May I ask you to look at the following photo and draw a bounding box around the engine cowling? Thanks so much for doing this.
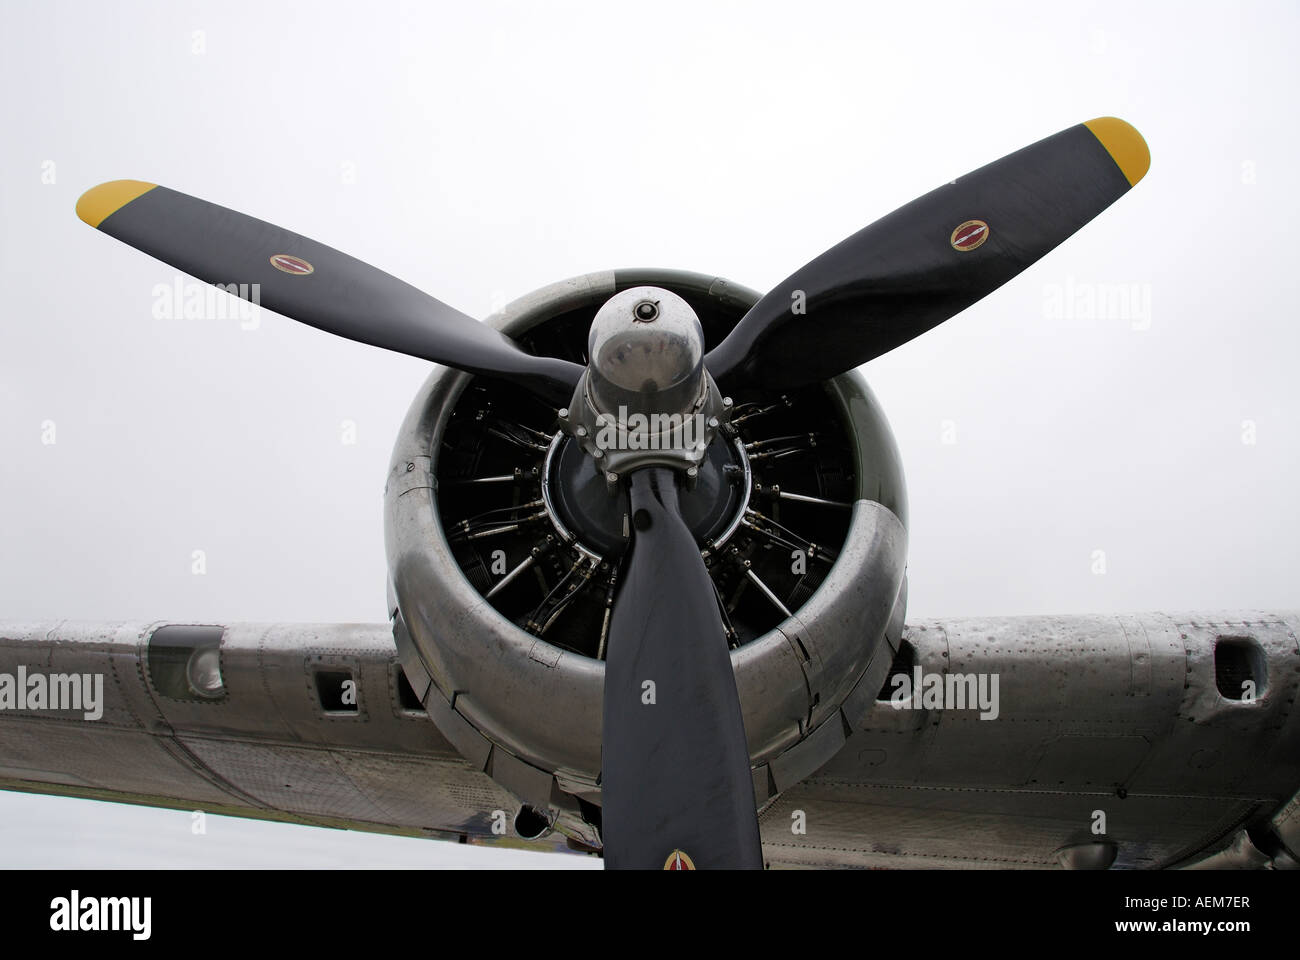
[385,268,908,847]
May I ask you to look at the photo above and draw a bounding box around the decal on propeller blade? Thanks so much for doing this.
[663,850,696,870]
[949,219,989,252]
[269,253,314,275]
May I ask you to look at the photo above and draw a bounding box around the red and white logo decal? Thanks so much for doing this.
[949,219,990,252]
[269,253,314,275]
[663,850,696,870]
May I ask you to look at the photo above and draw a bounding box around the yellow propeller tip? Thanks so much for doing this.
[76,179,157,228]
[1084,117,1150,188]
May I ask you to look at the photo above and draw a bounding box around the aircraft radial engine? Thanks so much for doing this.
[384,269,910,856]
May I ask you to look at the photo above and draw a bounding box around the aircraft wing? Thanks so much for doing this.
[2,613,1297,869]
[0,621,586,856]
[758,611,1300,869]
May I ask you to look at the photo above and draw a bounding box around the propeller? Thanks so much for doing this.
[75,180,583,405]
[600,467,763,870]
[704,117,1150,390]
[76,116,1148,869]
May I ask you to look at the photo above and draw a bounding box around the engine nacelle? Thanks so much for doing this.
[385,269,908,845]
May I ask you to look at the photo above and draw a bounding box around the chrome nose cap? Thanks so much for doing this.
[586,286,706,418]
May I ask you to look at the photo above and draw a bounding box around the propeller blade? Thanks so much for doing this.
[705,117,1150,390]
[76,181,583,404]
[601,467,762,870]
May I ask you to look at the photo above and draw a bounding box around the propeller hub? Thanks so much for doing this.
[561,287,731,480]
[586,287,705,420]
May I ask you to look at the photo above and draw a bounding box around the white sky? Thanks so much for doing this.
[0,0,1296,867]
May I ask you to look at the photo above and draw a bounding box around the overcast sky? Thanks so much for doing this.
[0,0,1296,867]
